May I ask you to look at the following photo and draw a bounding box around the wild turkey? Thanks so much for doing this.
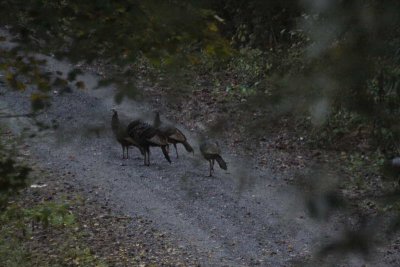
[111,109,144,159]
[153,111,193,158]
[199,140,227,177]
[127,119,171,166]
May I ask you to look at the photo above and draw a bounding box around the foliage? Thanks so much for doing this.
[0,138,30,210]
[0,200,106,267]
[238,0,400,154]
[0,0,221,58]
[1,0,399,130]
[1,0,400,262]
[2,0,398,151]
[0,48,62,111]
[0,0,232,104]
[212,0,303,49]
[1,201,75,232]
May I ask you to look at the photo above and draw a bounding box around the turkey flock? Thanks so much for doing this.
[111,109,227,176]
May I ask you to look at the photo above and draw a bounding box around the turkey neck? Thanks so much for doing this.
[153,112,161,128]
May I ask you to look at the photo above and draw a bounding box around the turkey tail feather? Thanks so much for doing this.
[182,140,194,153]
[216,155,227,170]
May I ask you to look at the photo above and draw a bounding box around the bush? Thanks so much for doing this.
[0,153,30,210]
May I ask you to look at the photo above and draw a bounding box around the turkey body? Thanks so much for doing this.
[127,119,171,166]
[111,109,143,159]
[153,111,193,158]
[199,140,227,177]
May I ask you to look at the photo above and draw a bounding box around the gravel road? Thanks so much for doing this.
[1,46,381,266]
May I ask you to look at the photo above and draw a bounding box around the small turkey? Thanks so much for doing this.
[199,139,227,177]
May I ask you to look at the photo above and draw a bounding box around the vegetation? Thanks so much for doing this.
[0,152,30,210]
[0,126,30,209]
[0,196,110,267]
[1,0,400,264]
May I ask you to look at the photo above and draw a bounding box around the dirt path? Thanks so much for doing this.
[1,42,394,266]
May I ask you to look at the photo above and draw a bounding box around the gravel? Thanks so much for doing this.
[1,46,397,266]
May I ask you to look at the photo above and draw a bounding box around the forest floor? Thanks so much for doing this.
[0,132,199,266]
[1,35,400,266]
